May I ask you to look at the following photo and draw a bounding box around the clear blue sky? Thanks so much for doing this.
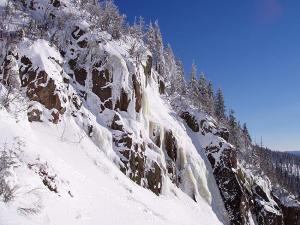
[115,0,300,151]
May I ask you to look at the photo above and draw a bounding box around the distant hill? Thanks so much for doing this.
[288,151,300,156]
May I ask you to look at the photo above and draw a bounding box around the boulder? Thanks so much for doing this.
[27,109,42,122]
[180,112,200,132]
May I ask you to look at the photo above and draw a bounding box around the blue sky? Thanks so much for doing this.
[115,0,300,151]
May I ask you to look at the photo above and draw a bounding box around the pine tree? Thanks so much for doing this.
[242,123,252,143]
[198,72,209,112]
[130,16,145,40]
[190,62,197,82]
[188,62,200,107]
[228,109,242,148]
[154,21,165,76]
[175,59,186,94]
[164,44,176,82]
[146,21,165,76]
[214,88,226,121]
[100,0,125,39]
[207,81,215,115]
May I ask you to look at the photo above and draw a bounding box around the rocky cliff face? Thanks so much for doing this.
[0,1,228,224]
[0,1,299,225]
[179,109,300,225]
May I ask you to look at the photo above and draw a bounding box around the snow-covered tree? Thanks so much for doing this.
[84,0,103,30]
[146,21,165,76]
[190,62,197,82]
[242,123,252,144]
[129,16,145,40]
[175,59,186,94]
[100,0,125,39]
[187,62,200,107]
[207,81,215,115]
[198,72,210,112]
[214,88,226,121]
[164,44,176,91]
[228,110,242,149]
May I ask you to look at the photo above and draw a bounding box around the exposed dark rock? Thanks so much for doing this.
[159,80,165,94]
[77,39,88,48]
[68,59,77,70]
[27,72,65,115]
[145,162,162,195]
[254,185,270,203]
[166,160,178,185]
[164,130,177,161]
[110,114,123,131]
[71,26,85,40]
[128,149,145,185]
[36,70,48,85]
[143,55,152,84]
[200,119,213,135]
[51,111,60,124]
[132,74,142,113]
[144,55,152,76]
[27,109,42,122]
[74,68,87,86]
[281,205,300,225]
[115,89,130,112]
[72,94,82,110]
[162,130,179,184]
[21,56,32,66]
[180,112,199,132]
[205,143,249,225]
[63,77,69,84]
[29,0,36,10]
[104,99,113,109]
[117,134,133,149]
[215,127,230,142]
[50,0,60,7]
[119,142,145,185]
[88,125,93,137]
[92,69,112,109]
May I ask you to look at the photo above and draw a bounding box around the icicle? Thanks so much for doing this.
[160,125,164,150]
[142,87,150,131]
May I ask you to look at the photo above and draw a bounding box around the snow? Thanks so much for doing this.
[141,81,213,202]
[19,39,63,82]
[0,0,7,7]
[187,128,229,224]
[0,109,223,225]
[272,187,300,208]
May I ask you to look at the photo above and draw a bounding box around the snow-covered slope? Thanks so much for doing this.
[0,108,223,225]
